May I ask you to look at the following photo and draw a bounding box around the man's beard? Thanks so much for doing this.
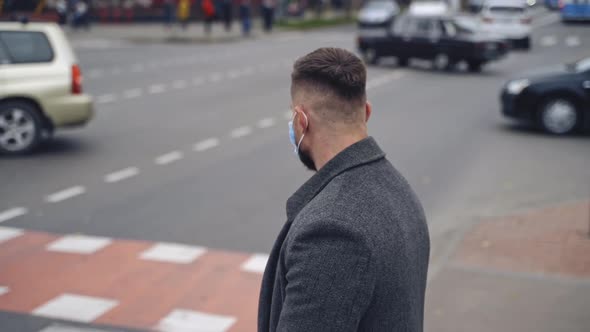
[298,148,317,171]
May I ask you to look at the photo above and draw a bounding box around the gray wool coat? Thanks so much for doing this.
[258,137,430,332]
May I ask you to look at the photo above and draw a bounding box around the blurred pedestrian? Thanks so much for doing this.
[239,0,251,36]
[221,0,233,32]
[163,0,175,28]
[178,0,191,30]
[258,48,430,331]
[202,0,216,35]
[56,0,68,25]
[73,0,90,30]
[261,0,275,32]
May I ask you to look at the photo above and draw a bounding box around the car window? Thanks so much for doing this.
[574,57,590,73]
[441,20,457,37]
[406,18,434,37]
[488,6,525,15]
[0,31,54,64]
[0,42,10,64]
[391,15,409,35]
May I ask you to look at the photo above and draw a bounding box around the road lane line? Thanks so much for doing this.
[257,117,276,129]
[46,186,86,203]
[565,36,580,47]
[0,227,24,243]
[0,207,27,223]
[241,254,269,273]
[123,88,143,99]
[104,167,139,183]
[193,77,205,85]
[155,151,184,165]
[96,94,116,104]
[172,80,188,89]
[131,64,144,72]
[209,73,223,83]
[228,70,240,79]
[230,126,252,139]
[193,138,220,152]
[149,84,166,94]
[157,309,236,332]
[110,68,122,75]
[540,35,557,47]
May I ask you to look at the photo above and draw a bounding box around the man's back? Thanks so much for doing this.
[259,138,430,331]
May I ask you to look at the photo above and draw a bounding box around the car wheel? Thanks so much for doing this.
[433,53,452,71]
[363,48,379,65]
[467,61,482,72]
[0,101,43,155]
[397,57,409,67]
[538,97,580,135]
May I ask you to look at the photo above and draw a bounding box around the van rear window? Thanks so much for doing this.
[0,31,54,64]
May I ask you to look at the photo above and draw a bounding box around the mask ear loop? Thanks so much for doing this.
[296,112,308,153]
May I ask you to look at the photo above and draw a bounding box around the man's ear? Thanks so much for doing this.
[365,102,372,123]
[295,106,309,129]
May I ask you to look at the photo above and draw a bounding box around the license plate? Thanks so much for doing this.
[358,29,388,38]
[486,43,498,50]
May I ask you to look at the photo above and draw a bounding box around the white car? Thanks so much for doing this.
[0,20,93,155]
[479,0,532,49]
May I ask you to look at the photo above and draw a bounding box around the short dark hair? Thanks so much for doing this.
[291,48,366,117]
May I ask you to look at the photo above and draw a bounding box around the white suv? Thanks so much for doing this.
[0,21,93,155]
[479,0,532,49]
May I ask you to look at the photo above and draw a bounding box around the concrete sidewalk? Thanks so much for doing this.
[426,200,590,332]
[65,20,275,44]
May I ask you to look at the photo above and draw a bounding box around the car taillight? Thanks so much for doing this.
[72,64,82,94]
[482,16,494,23]
[521,17,532,24]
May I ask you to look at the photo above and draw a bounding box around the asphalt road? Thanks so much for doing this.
[1,8,589,331]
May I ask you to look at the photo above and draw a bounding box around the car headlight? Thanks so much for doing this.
[506,79,529,95]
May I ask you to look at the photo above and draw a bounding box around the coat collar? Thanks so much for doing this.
[286,136,386,221]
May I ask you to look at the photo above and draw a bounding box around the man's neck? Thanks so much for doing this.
[312,133,368,171]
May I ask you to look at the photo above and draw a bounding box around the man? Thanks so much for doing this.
[258,48,430,331]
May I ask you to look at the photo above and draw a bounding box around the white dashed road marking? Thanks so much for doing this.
[155,151,184,165]
[104,167,139,183]
[0,226,24,244]
[47,235,113,254]
[149,84,166,94]
[140,243,207,264]
[123,88,143,99]
[0,286,8,296]
[172,80,188,89]
[540,35,557,47]
[157,309,236,332]
[565,36,580,47]
[193,138,220,152]
[0,207,27,223]
[46,186,86,203]
[193,77,205,85]
[230,126,252,139]
[209,72,223,82]
[96,94,116,104]
[257,117,276,129]
[241,254,269,273]
[33,293,118,323]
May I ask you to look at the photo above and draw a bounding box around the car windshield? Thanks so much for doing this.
[364,1,394,10]
[573,57,590,72]
[489,6,525,15]
[443,19,474,36]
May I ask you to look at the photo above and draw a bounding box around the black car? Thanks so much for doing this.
[501,57,590,135]
[357,13,510,72]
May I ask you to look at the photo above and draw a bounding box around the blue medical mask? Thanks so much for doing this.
[288,112,307,154]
